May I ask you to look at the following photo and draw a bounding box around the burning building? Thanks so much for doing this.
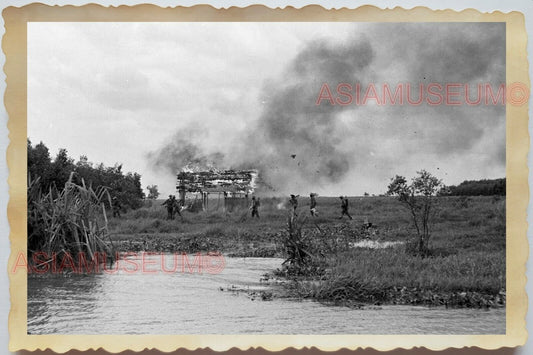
[176,169,258,212]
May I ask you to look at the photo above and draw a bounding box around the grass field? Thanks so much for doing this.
[108,195,506,308]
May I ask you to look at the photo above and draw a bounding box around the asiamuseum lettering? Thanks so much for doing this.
[315,82,508,106]
[12,251,225,275]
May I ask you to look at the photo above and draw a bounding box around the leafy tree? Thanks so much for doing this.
[146,185,160,200]
[50,148,75,188]
[387,170,444,254]
[28,139,52,187]
[27,140,145,210]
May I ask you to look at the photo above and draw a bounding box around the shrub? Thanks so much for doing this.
[387,170,444,254]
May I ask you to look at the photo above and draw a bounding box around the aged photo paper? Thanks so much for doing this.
[4,3,529,352]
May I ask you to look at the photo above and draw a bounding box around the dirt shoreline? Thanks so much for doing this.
[27,231,505,310]
[268,277,506,309]
[107,233,505,310]
[110,232,283,257]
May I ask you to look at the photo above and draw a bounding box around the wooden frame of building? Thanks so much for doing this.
[176,169,258,212]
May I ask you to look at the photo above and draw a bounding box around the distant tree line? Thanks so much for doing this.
[28,139,145,210]
[441,178,506,196]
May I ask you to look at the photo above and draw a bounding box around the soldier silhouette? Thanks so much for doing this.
[162,195,175,219]
[289,194,299,217]
[339,196,353,220]
[251,196,260,218]
[309,193,318,216]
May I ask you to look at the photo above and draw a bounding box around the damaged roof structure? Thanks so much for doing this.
[176,169,259,212]
[177,169,258,194]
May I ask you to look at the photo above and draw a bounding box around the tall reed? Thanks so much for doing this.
[28,172,115,267]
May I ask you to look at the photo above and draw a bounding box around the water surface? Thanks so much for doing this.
[28,254,505,334]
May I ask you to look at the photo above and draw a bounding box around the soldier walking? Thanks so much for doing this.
[162,195,175,220]
[339,196,353,220]
[251,196,260,218]
[289,194,299,217]
[172,195,183,220]
[309,193,318,216]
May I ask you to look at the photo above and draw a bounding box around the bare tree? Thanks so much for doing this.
[387,170,444,254]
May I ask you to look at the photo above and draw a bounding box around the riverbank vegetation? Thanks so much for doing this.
[27,139,147,268]
[102,192,505,308]
[28,139,144,210]
[271,187,505,308]
[27,173,115,268]
[26,144,505,308]
[277,235,505,308]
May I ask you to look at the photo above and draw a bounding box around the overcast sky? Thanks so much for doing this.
[28,22,505,196]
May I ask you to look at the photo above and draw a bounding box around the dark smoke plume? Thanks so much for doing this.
[147,23,505,194]
[148,35,375,193]
[241,37,374,191]
[146,130,224,174]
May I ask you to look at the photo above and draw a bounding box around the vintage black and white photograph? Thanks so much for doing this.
[24,21,507,335]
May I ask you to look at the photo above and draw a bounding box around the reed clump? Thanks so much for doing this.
[283,214,313,267]
[28,173,115,269]
[274,203,505,308]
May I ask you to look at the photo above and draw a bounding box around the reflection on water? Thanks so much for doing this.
[28,254,505,334]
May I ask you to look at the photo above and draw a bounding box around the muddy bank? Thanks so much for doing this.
[109,232,505,309]
[110,232,283,258]
[107,217,505,311]
[264,272,506,309]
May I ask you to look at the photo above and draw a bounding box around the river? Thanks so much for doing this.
[27,254,505,334]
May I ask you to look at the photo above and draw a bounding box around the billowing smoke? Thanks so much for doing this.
[148,36,374,193]
[146,129,224,174]
[238,37,374,191]
[147,23,505,194]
